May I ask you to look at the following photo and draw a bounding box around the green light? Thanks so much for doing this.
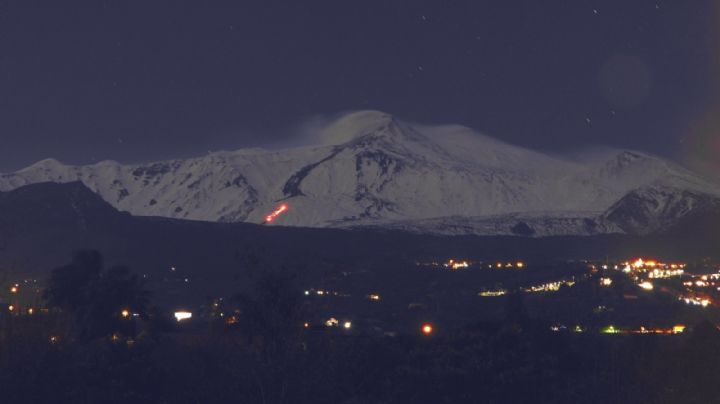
[602,325,618,334]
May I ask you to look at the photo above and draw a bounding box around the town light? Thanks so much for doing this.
[602,325,619,334]
[174,311,192,321]
[421,323,433,335]
[638,281,654,291]
[121,309,130,318]
[10,286,18,294]
[343,321,352,329]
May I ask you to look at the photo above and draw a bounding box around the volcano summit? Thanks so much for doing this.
[2,111,718,236]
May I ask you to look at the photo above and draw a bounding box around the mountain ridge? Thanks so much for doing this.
[2,111,718,235]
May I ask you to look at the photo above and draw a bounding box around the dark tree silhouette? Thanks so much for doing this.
[44,250,102,309]
[229,267,309,404]
[44,250,149,340]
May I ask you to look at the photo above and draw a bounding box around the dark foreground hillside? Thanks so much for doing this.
[3,281,720,404]
[1,183,720,403]
[1,182,718,279]
[2,247,720,404]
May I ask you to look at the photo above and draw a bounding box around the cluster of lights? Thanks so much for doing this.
[478,289,507,297]
[443,259,469,270]
[680,296,711,307]
[615,258,687,293]
[600,325,686,335]
[479,278,575,297]
[490,262,525,269]
[550,325,584,333]
[417,260,525,270]
[323,317,352,329]
[5,304,37,315]
[636,325,686,334]
[613,258,720,309]
[685,274,720,290]
[367,294,381,301]
[303,289,348,297]
[524,279,575,293]
[600,278,613,287]
[622,258,686,278]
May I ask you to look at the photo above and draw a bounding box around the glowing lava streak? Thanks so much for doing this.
[265,204,288,223]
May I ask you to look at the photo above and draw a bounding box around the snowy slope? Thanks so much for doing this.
[2,110,719,235]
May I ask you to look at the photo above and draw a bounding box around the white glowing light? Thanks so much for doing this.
[174,311,192,322]
[638,281,654,291]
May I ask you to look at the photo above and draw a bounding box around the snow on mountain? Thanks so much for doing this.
[601,185,720,235]
[2,110,719,235]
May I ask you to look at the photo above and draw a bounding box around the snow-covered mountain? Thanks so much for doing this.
[2,110,719,236]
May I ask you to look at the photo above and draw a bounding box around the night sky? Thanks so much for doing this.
[1,1,718,174]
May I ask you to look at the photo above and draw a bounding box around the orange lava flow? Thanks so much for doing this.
[265,204,288,223]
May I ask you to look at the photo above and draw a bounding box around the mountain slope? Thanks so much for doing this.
[1,110,719,235]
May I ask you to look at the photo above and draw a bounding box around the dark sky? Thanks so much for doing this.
[1,1,719,173]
